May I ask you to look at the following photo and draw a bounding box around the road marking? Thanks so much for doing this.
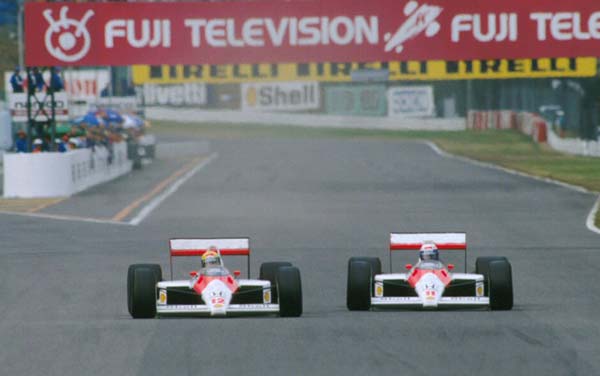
[586,196,600,235]
[128,152,218,226]
[0,210,132,226]
[28,197,67,213]
[424,141,600,235]
[112,156,205,221]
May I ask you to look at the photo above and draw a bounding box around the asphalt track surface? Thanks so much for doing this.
[1,135,599,375]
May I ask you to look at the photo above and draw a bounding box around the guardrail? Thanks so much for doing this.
[3,142,132,198]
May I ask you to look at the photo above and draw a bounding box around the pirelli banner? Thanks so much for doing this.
[132,58,596,85]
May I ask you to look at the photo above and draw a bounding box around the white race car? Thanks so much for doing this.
[128,238,302,318]
[347,233,513,311]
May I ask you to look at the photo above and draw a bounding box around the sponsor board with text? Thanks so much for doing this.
[8,92,70,122]
[140,83,207,106]
[241,82,319,111]
[387,86,435,118]
[325,85,387,116]
[25,1,600,66]
[132,58,596,84]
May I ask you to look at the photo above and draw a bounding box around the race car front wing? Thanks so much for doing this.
[157,303,280,316]
[371,296,489,308]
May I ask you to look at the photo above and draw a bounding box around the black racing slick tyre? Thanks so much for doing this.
[276,266,303,317]
[346,260,372,311]
[475,256,508,296]
[260,262,293,304]
[348,257,381,283]
[489,260,514,311]
[128,264,161,318]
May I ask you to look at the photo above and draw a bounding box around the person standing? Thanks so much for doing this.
[32,67,45,92]
[49,67,64,92]
[10,67,24,93]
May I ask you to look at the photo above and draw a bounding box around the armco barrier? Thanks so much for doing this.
[3,142,132,198]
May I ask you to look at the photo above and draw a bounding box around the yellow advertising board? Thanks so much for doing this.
[132,58,597,85]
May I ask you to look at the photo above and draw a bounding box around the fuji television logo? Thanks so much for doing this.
[43,6,94,63]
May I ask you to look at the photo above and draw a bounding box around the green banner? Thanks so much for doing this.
[325,84,386,116]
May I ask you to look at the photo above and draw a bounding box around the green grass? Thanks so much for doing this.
[152,121,600,227]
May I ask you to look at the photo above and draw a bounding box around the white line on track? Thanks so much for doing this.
[424,141,600,235]
[586,196,600,235]
[128,152,218,226]
[0,210,133,226]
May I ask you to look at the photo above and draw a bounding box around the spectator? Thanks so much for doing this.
[33,67,45,92]
[49,67,64,92]
[55,138,67,152]
[15,130,27,152]
[32,139,43,153]
[100,83,110,97]
[10,67,24,93]
[68,138,80,150]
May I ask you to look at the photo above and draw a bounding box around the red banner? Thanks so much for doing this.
[25,1,600,66]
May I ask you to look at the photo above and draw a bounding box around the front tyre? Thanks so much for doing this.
[476,256,508,296]
[346,260,372,311]
[489,260,513,311]
[276,266,302,317]
[127,264,161,318]
[260,262,293,304]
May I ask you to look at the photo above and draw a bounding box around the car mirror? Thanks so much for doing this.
[234,270,241,277]
[189,271,198,278]
[404,264,413,270]
[447,264,455,271]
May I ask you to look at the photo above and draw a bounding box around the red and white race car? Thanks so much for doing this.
[127,238,302,318]
[346,233,513,311]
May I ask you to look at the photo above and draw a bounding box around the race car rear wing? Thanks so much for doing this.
[169,238,251,279]
[389,233,467,272]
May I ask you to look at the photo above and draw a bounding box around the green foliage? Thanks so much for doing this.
[0,25,20,97]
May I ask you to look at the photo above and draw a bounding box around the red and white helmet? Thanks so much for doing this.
[419,242,439,261]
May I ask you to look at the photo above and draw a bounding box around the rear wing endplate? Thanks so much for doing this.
[169,238,251,279]
[389,233,467,272]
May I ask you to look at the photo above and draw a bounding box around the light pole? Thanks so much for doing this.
[17,0,24,69]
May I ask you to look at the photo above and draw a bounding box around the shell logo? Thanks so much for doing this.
[245,87,257,107]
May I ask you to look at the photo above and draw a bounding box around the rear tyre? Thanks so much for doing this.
[475,256,508,296]
[260,262,293,304]
[276,266,302,317]
[128,264,161,318]
[346,261,372,311]
[489,260,514,311]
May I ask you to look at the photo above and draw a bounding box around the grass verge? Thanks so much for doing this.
[152,121,600,228]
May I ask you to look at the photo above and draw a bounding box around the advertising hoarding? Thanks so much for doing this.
[241,82,320,111]
[388,86,435,118]
[25,1,600,66]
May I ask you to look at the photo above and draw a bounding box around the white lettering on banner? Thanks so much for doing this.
[530,12,600,41]
[106,19,171,48]
[142,83,207,106]
[184,16,378,48]
[451,13,518,42]
[241,82,320,112]
[387,86,434,118]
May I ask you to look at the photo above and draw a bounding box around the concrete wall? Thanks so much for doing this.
[146,107,466,131]
[3,142,132,198]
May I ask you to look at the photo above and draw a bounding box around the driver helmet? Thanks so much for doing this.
[419,242,439,261]
[201,247,221,268]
